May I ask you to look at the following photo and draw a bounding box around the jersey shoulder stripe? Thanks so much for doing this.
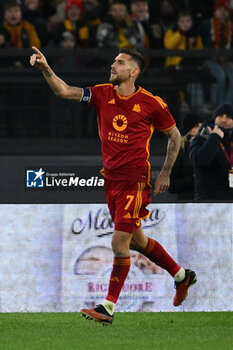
[140,89,167,109]
[140,88,154,97]
[94,83,113,88]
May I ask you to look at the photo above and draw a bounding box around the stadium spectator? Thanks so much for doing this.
[169,113,202,200]
[189,103,233,200]
[130,0,149,22]
[56,31,76,63]
[82,0,101,41]
[49,0,90,48]
[46,1,68,33]
[151,0,179,37]
[199,0,233,108]
[164,11,205,113]
[1,0,41,49]
[176,0,215,20]
[149,0,179,66]
[38,0,59,21]
[130,0,163,48]
[22,0,50,47]
[30,46,197,325]
[0,0,41,69]
[96,1,145,49]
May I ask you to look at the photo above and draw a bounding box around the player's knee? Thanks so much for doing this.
[129,239,139,251]
[112,245,126,256]
[111,237,124,256]
[130,233,148,252]
[111,232,131,256]
[130,238,143,252]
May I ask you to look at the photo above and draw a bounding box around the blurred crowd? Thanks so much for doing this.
[1,0,233,110]
[0,0,231,51]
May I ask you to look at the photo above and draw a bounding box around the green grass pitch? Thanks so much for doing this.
[0,312,232,350]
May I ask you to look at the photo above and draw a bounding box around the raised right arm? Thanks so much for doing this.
[30,46,83,101]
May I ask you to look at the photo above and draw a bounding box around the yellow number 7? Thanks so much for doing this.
[124,195,134,210]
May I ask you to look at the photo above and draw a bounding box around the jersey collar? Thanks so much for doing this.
[113,86,142,100]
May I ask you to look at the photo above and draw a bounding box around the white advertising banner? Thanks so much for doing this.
[0,204,232,312]
[0,205,63,312]
[60,204,178,312]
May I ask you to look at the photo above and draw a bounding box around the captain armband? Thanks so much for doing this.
[80,87,92,103]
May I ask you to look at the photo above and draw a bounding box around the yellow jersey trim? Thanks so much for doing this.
[146,124,154,185]
[140,211,151,220]
[94,83,113,88]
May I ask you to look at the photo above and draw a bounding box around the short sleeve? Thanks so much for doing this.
[151,96,176,131]
[88,86,97,105]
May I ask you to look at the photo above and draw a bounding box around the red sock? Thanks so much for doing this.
[143,237,180,277]
[106,256,131,303]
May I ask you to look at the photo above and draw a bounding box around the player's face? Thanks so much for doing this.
[215,114,233,129]
[109,53,138,85]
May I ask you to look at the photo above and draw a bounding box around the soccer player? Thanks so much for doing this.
[30,46,197,325]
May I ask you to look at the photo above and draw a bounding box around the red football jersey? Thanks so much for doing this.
[88,84,176,183]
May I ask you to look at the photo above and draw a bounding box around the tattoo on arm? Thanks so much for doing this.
[42,65,82,100]
[70,86,80,99]
[162,127,181,175]
[44,69,52,78]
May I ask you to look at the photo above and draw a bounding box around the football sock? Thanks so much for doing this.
[174,267,185,282]
[102,300,115,316]
[106,256,131,305]
[143,237,181,277]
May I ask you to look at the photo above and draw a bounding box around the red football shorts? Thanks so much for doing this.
[105,179,151,234]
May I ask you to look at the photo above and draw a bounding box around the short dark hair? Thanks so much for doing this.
[110,1,127,7]
[131,0,149,4]
[4,0,20,12]
[177,10,192,20]
[119,48,145,75]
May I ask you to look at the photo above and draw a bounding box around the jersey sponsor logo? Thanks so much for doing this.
[123,213,131,219]
[108,99,115,104]
[132,104,141,112]
[108,131,128,144]
[112,114,128,132]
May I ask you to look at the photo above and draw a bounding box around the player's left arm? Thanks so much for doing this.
[154,126,181,196]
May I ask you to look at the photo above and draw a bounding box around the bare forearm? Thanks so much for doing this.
[42,64,66,96]
[161,126,181,175]
[30,46,83,101]
[41,64,82,101]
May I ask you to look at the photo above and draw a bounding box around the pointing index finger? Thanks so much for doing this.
[32,46,42,55]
